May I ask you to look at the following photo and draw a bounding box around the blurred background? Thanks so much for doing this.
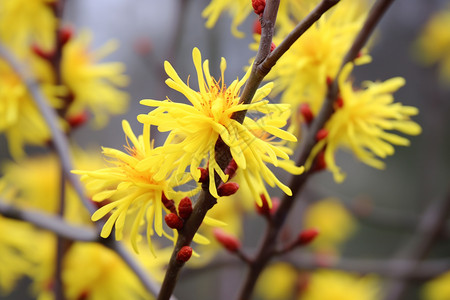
[1,0,449,299]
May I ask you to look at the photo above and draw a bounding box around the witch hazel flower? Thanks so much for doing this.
[307,63,422,182]
[73,120,193,253]
[137,47,303,206]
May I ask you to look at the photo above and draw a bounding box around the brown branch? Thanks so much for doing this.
[236,1,396,299]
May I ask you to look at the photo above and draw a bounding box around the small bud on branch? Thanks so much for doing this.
[252,0,266,15]
[176,246,192,262]
[165,213,184,230]
[213,228,241,252]
[217,182,239,197]
[178,197,193,220]
[298,228,319,245]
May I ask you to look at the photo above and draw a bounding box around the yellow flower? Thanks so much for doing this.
[299,270,379,300]
[252,0,370,134]
[61,30,129,127]
[0,56,63,159]
[62,243,154,300]
[303,198,356,254]
[422,271,450,300]
[414,7,450,83]
[202,0,251,38]
[137,47,303,205]
[0,0,56,55]
[28,234,167,300]
[202,0,322,38]
[0,216,35,295]
[73,120,183,253]
[256,263,298,300]
[307,63,422,182]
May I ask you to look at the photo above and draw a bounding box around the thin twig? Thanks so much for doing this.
[0,199,97,241]
[237,1,396,298]
[0,43,97,216]
[181,253,450,281]
[54,167,67,300]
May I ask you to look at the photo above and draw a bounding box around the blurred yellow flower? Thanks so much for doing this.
[252,0,369,135]
[422,271,450,300]
[0,0,56,55]
[0,150,106,225]
[29,234,167,300]
[202,0,251,38]
[414,7,450,83]
[307,63,422,182]
[0,216,35,295]
[62,243,154,300]
[61,30,129,127]
[303,198,356,254]
[138,47,303,204]
[256,263,298,300]
[0,57,63,159]
[299,270,379,300]
[202,0,323,38]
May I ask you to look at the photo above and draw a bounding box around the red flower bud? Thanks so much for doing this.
[224,159,238,179]
[213,228,241,252]
[59,26,73,45]
[176,246,192,262]
[256,195,280,217]
[326,76,333,86]
[313,150,326,171]
[198,167,209,183]
[217,182,239,197]
[316,129,328,141]
[335,96,344,108]
[252,0,266,15]
[256,194,271,216]
[67,111,88,129]
[31,44,54,60]
[299,103,314,125]
[133,36,153,56]
[298,228,319,245]
[162,193,177,214]
[270,42,276,52]
[253,18,262,35]
[164,213,184,230]
[178,197,192,220]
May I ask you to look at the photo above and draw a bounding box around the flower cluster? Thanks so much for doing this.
[306,63,422,182]
[75,47,303,250]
